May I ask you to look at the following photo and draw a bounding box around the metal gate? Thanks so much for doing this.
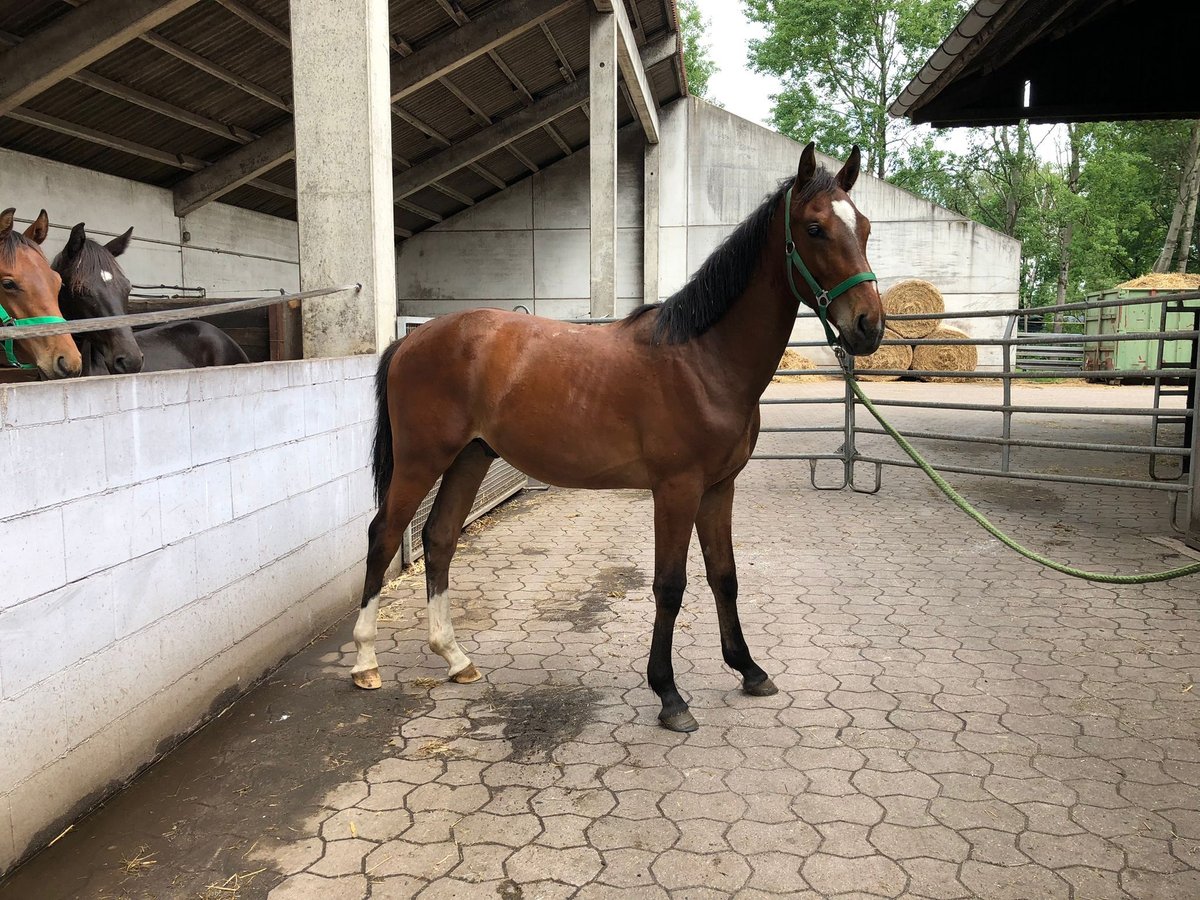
[754,291,1200,549]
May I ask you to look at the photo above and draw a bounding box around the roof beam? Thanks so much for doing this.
[184,0,574,214]
[393,78,589,200]
[609,0,659,142]
[173,122,295,216]
[0,0,201,116]
[214,0,290,48]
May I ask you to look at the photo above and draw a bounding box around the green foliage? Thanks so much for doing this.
[678,0,718,102]
[744,0,964,177]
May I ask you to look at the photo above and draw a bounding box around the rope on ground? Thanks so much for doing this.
[1,284,360,340]
[841,372,1200,584]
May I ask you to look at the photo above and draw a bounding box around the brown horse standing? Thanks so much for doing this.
[0,209,82,378]
[358,144,884,731]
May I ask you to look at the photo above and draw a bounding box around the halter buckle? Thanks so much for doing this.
[784,240,795,256]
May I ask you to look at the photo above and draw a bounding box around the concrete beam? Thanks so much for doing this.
[589,11,617,318]
[610,0,659,142]
[173,123,295,217]
[291,0,396,356]
[392,79,588,200]
[0,0,201,116]
[643,139,660,305]
[184,0,574,215]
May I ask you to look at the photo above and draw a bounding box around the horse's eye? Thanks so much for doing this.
[1,278,17,291]
[807,224,822,237]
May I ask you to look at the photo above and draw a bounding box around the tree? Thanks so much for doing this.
[1154,120,1200,272]
[743,0,964,178]
[678,0,718,102]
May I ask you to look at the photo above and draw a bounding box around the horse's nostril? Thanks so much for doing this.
[856,313,870,335]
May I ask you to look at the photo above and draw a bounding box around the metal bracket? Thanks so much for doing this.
[850,458,883,494]
[809,458,849,491]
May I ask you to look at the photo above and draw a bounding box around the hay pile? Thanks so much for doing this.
[853,334,913,382]
[773,348,831,383]
[912,326,977,381]
[881,279,943,338]
[1117,273,1200,289]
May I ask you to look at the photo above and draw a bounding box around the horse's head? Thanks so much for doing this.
[54,223,143,374]
[0,208,82,378]
[785,143,885,356]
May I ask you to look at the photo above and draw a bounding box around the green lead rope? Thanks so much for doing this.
[840,370,1200,584]
[0,304,67,369]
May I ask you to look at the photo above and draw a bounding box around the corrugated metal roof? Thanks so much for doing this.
[0,0,684,235]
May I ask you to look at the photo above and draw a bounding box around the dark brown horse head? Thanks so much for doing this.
[0,208,82,378]
[54,223,143,374]
[788,143,885,355]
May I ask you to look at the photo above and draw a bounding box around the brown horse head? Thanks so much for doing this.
[788,143,885,356]
[0,208,81,378]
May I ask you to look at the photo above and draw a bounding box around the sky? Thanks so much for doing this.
[686,0,1069,165]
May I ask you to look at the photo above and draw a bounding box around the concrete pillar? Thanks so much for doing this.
[589,10,617,318]
[643,139,660,305]
[290,0,396,357]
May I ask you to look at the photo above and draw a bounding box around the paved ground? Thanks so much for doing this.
[3,383,1200,899]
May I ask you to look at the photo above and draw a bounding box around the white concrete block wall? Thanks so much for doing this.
[0,357,376,874]
[396,98,1019,369]
[0,147,299,297]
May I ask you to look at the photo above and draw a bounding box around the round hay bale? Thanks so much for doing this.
[882,279,944,339]
[853,332,913,382]
[911,326,977,382]
[773,348,832,383]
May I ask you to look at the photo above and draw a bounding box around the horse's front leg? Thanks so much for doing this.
[696,474,776,697]
[648,479,704,732]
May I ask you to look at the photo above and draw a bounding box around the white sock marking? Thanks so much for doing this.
[352,594,380,674]
[831,199,858,235]
[428,590,472,676]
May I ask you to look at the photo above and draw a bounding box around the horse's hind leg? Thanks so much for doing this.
[696,475,776,697]
[353,464,442,689]
[422,440,493,683]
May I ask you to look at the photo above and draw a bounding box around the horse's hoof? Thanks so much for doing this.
[450,664,482,684]
[353,668,382,690]
[659,709,699,732]
[744,676,778,697]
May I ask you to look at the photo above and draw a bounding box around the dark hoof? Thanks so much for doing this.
[743,676,778,697]
[658,709,699,732]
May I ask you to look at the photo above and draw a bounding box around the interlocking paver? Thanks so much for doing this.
[6,383,1200,900]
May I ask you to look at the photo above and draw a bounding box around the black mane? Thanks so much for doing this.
[626,167,838,344]
[54,238,131,300]
[0,229,39,265]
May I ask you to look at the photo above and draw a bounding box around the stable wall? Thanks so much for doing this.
[0,358,375,874]
[0,147,299,297]
[397,98,1020,368]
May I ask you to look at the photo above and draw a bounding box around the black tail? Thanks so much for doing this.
[371,339,404,506]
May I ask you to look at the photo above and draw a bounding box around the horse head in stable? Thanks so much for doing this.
[785,142,885,356]
[0,208,82,379]
[53,222,144,375]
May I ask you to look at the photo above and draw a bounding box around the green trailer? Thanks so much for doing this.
[1084,287,1200,376]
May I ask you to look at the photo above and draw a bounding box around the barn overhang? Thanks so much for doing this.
[890,0,1200,128]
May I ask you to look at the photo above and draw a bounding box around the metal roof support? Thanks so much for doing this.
[0,0,202,117]
[289,0,396,356]
[611,0,659,143]
[589,9,618,318]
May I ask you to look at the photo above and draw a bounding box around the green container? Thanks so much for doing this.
[1084,287,1200,374]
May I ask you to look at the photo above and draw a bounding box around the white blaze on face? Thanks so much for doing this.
[831,199,858,237]
[100,270,114,283]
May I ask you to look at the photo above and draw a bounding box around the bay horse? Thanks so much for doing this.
[0,208,82,378]
[359,144,884,732]
[54,222,249,374]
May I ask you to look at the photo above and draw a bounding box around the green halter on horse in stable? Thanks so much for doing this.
[0,208,82,378]
[360,143,883,732]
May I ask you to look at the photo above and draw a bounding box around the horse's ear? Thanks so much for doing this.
[837,146,861,193]
[65,222,87,258]
[23,209,50,244]
[106,227,134,257]
[795,142,817,189]
[0,208,14,236]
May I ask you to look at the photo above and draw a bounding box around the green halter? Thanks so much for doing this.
[0,302,67,369]
[784,186,878,351]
